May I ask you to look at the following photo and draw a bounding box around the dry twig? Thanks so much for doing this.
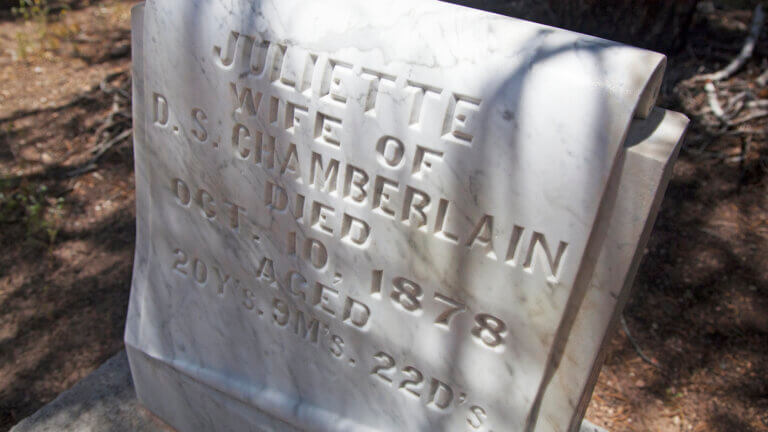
[704,81,728,122]
[758,68,768,87]
[695,4,765,82]
[66,71,133,178]
[621,315,665,372]
[729,109,768,125]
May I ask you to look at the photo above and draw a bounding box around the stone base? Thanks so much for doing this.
[11,350,608,432]
[10,351,172,432]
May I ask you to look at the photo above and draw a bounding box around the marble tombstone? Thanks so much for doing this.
[125,1,688,431]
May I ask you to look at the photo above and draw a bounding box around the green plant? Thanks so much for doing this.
[12,0,50,22]
[0,180,65,245]
[11,0,78,60]
[13,0,50,60]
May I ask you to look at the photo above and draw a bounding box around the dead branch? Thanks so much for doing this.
[65,70,133,178]
[724,127,768,136]
[696,4,765,82]
[93,128,132,159]
[758,69,768,87]
[729,110,768,125]
[705,81,728,122]
[65,128,132,178]
[745,100,768,109]
[621,315,665,372]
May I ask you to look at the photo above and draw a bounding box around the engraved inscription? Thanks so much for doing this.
[137,21,600,432]
[368,351,494,429]
[170,245,371,333]
[212,31,482,147]
[370,269,509,352]
[156,87,571,282]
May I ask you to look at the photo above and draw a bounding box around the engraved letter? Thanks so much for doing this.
[280,142,302,180]
[320,60,354,105]
[433,198,459,243]
[467,406,487,429]
[213,267,231,296]
[249,40,270,75]
[376,135,405,168]
[229,83,263,116]
[402,186,431,229]
[329,335,344,357]
[315,113,343,148]
[504,225,525,265]
[265,181,288,212]
[360,69,396,116]
[172,178,191,206]
[272,298,289,326]
[278,47,317,93]
[406,81,442,127]
[523,232,568,281]
[342,297,370,328]
[466,214,496,259]
[232,123,252,159]
[443,94,481,146]
[427,378,454,409]
[294,310,320,343]
[341,213,370,247]
[314,283,339,317]
[310,152,340,193]
[153,93,169,126]
[214,31,253,69]
[310,200,336,235]
[198,189,216,219]
[256,257,278,289]
[224,201,244,231]
[257,133,276,169]
[286,270,308,302]
[191,108,208,142]
[304,238,328,270]
[285,102,309,135]
[412,146,443,178]
[343,164,369,204]
[372,176,399,219]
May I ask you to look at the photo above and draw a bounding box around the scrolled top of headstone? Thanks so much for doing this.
[125,1,686,431]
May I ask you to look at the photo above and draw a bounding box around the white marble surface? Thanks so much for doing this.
[536,107,688,431]
[8,348,608,432]
[125,1,686,431]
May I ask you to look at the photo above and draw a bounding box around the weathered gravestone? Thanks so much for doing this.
[125,1,688,431]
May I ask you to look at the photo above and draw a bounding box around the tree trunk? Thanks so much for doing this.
[447,0,699,53]
[546,0,699,53]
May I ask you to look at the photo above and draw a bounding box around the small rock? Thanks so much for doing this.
[697,1,715,13]
[19,146,42,161]
[110,43,130,58]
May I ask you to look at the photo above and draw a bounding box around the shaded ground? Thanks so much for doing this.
[0,1,766,431]
[0,1,134,429]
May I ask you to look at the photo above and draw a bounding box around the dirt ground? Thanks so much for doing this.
[0,1,766,431]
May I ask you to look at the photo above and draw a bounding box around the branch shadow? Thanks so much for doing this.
[0,67,134,432]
